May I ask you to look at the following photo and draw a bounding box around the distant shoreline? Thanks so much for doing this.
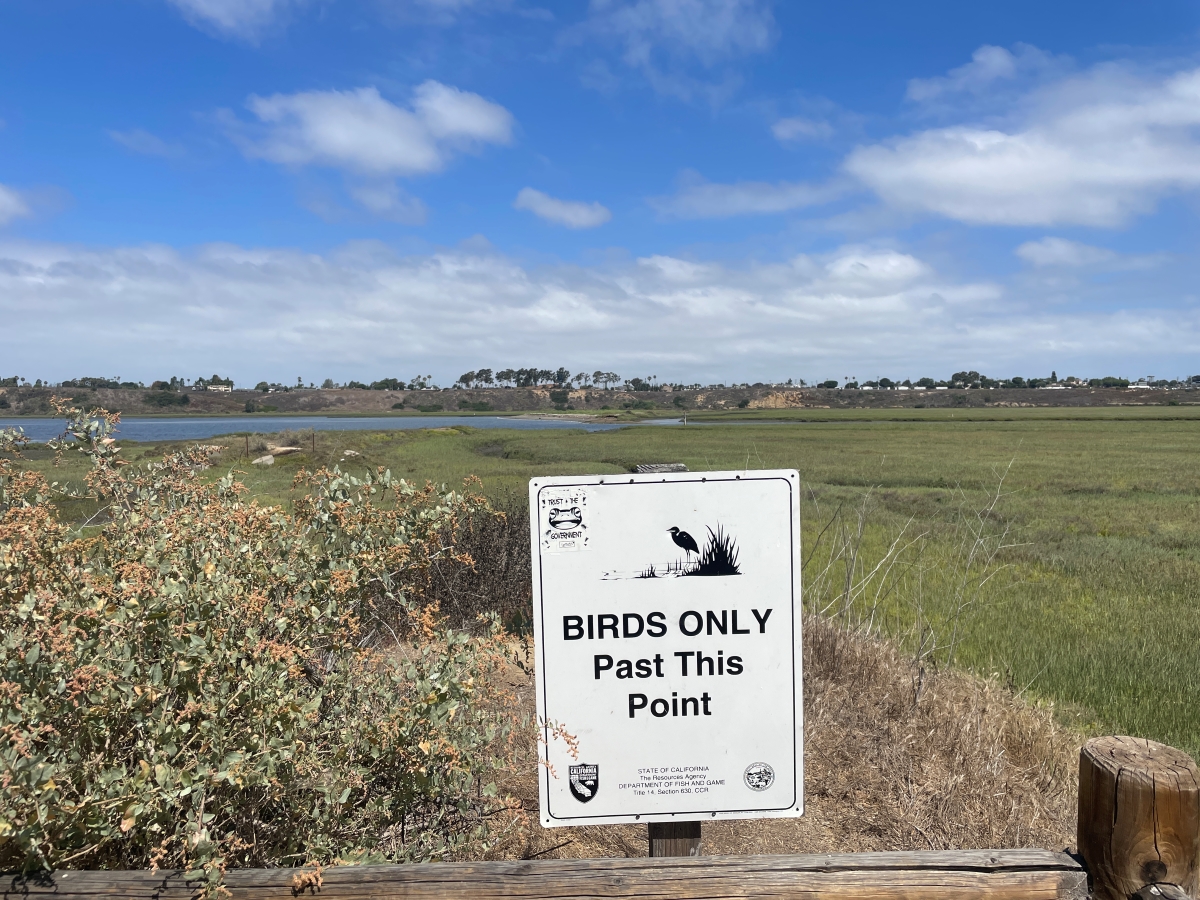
[1,383,1196,421]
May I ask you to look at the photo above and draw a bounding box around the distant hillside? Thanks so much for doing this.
[2,382,1195,417]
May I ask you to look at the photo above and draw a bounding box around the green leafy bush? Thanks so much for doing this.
[142,391,190,408]
[0,406,517,890]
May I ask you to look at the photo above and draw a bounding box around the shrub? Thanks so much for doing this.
[61,377,121,390]
[421,498,532,633]
[0,405,517,891]
[392,402,406,409]
[457,401,492,412]
[416,404,443,413]
[143,391,190,408]
[243,405,278,414]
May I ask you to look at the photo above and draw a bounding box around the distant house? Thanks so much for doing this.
[207,384,232,392]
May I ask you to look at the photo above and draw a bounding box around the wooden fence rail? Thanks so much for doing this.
[2,850,1086,900]
[2,736,1196,899]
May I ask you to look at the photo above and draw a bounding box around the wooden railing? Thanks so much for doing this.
[1,850,1085,899]
[2,736,1196,900]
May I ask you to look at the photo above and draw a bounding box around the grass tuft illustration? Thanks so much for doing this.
[637,564,658,579]
[684,525,740,576]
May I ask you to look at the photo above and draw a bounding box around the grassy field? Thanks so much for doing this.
[14,408,1200,756]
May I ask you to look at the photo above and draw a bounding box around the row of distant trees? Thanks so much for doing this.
[5,371,1200,395]
[311,370,631,391]
[455,369,625,389]
[0,375,232,391]
[810,371,1182,390]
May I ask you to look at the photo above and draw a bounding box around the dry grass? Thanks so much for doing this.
[482,615,1079,861]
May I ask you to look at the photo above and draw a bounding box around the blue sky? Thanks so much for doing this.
[3,0,1200,386]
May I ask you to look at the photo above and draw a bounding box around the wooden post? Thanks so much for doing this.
[1078,735,1200,900]
[648,821,701,857]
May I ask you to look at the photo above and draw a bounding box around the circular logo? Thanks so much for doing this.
[743,762,775,792]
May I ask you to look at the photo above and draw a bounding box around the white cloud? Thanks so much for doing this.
[0,186,30,226]
[908,45,1032,102]
[5,235,1199,383]
[771,116,834,142]
[409,81,515,145]
[19,236,1179,385]
[822,249,931,286]
[846,59,1200,227]
[1015,237,1162,271]
[347,183,429,224]
[231,83,513,177]
[587,0,774,66]
[1016,237,1115,268]
[650,171,846,218]
[577,0,773,101]
[224,82,513,217]
[383,0,545,23]
[166,0,290,39]
[513,188,611,228]
[108,128,184,158]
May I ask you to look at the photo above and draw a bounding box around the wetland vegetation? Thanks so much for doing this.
[97,406,1200,756]
[5,404,1198,879]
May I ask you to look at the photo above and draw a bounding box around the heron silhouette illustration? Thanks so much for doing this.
[667,526,700,559]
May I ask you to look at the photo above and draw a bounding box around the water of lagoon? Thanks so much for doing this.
[0,414,685,443]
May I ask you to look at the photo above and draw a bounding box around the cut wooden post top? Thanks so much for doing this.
[1083,735,1199,781]
[1078,736,1200,900]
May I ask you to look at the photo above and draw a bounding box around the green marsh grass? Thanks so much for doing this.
[14,409,1200,754]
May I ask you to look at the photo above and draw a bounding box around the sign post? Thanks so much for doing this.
[529,470,803,852]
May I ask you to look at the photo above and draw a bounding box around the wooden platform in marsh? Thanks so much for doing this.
[13,408,1200,757]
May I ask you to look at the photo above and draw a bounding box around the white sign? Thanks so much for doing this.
[529,470,803,827]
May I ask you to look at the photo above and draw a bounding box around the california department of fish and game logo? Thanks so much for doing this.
[569,764,599,803]
[743,762,775,792]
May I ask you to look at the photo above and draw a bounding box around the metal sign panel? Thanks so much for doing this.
[529,470,803,827]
